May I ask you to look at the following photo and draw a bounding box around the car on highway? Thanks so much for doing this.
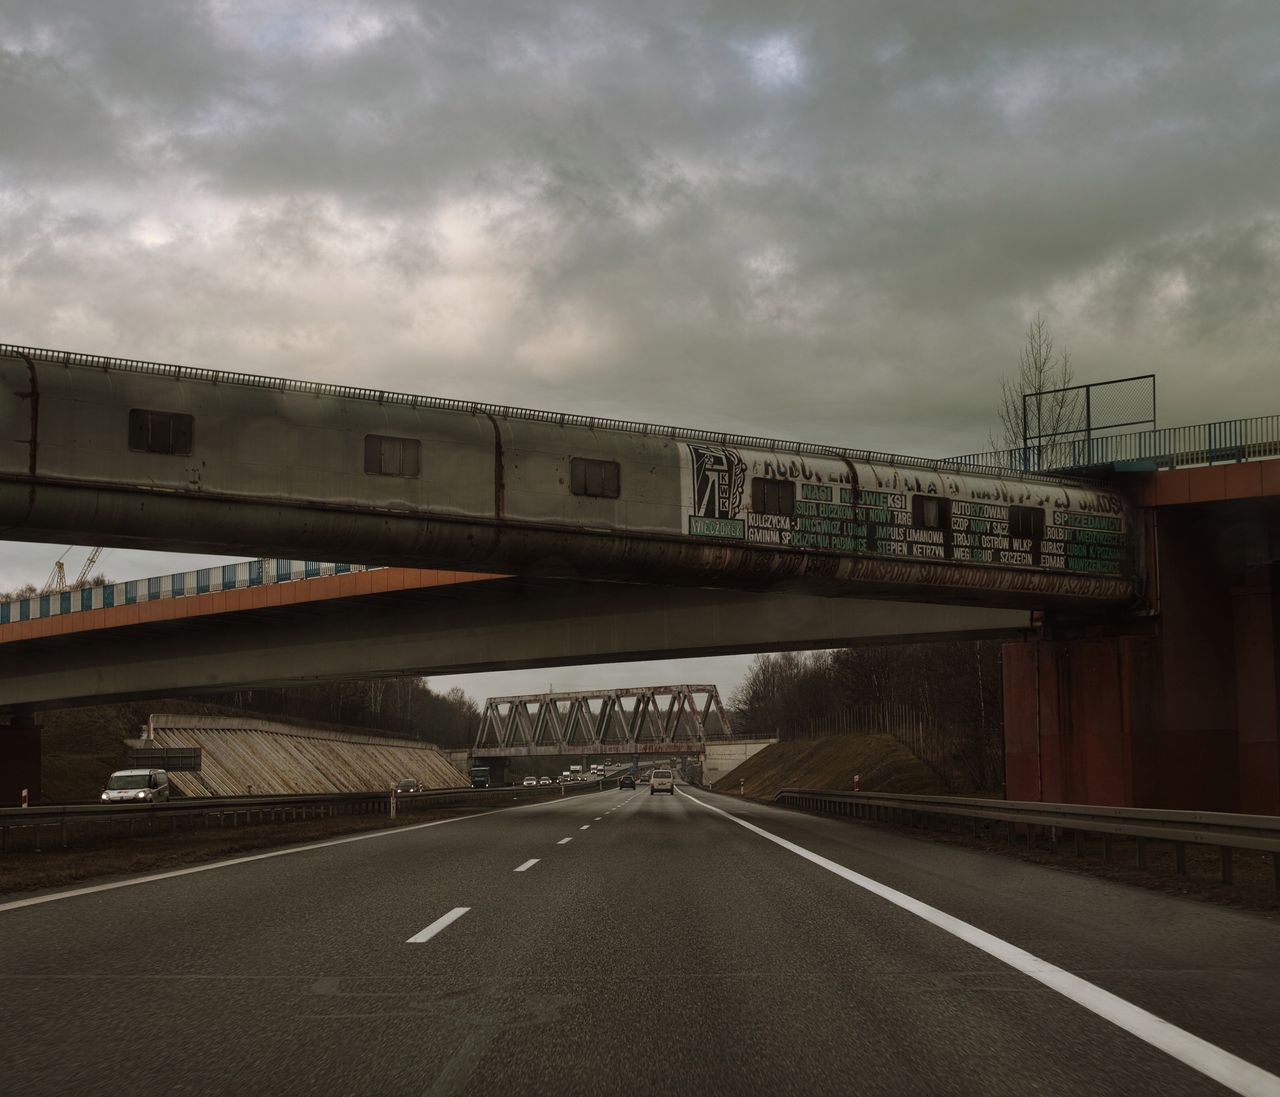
[522,776,538,787]
[395,779,423,793]
[539,776,553,785]
[101,768,170,803]
[650,768,674,795]
[619,774,636,789]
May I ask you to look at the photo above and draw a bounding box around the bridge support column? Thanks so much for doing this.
[1233,562,1280,814]
[0,713,42,806]
[1002,636,1156,808]
[1004,533,1279,813]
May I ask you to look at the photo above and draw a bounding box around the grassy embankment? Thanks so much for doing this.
[713,733,947,800]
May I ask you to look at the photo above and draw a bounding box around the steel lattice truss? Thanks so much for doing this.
[472,685,734,757]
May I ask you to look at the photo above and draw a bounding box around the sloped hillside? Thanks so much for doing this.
[712,734,947,800]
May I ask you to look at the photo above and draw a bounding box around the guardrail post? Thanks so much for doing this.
[1221,847,1234,885]
[1175,842,1186,875]
[1273,852,1280,893]
[1135,837,1147,870]
[1101,834,1111,863]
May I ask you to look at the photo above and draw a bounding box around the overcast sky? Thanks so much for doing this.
[3,1,1277,703]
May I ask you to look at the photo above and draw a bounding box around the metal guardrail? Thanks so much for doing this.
[0,779,615,853]
[773,788,1280,889]
[947,413,1280,474]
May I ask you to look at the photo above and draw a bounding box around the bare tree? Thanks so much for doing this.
[990,313,1080,456]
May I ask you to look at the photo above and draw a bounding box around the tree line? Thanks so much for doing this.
[208,678,481,749]
[1,572,111,602]
[730,641,1005,792]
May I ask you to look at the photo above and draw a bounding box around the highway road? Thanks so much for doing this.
[3,785,1279,1096]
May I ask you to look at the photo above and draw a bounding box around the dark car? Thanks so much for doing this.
[619,774,636,789]
[395,779,423,793]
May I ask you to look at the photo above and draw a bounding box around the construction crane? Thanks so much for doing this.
[41,547,105,594]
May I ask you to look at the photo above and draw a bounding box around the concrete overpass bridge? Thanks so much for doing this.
[0,343,1137,609]
[1,342,1278,819]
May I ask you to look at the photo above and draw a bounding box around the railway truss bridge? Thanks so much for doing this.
[471,685,735,759]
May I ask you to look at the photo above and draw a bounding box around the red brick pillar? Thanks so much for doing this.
[1002,634,1157,807]
[1233,563,1280,814]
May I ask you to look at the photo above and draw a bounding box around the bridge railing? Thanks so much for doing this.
[0,559,381,626]
[946,413,1280,473]
[773,788,1280,889]
[0,779,614,853]
[3,342,1075,483]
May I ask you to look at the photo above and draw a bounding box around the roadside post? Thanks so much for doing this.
[20,789,28,808]
[853,775,860,791]
[389,786,397,820]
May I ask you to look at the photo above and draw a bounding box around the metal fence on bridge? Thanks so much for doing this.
[0,559,380,626]
[948,412,1280,474]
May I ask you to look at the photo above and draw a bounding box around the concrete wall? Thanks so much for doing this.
[138,715,467,797]
[701,740,777,786]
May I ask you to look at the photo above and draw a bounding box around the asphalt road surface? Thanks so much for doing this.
[3,785,1279,1097]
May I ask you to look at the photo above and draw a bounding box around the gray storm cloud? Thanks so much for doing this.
[1,1,1277,616]
[3,0,1278,452]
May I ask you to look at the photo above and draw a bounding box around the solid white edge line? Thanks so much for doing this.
[677,789,1280,1097]
[0,809,506,915]
[558,837,573,845]
[0,789,594,915]
[514,858,540,872]
[406,906,470,944]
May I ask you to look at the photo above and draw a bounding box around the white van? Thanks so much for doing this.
[650,768,674,795]
[101,769,170,803]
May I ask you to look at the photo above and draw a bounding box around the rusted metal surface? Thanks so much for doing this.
[140,715,467,797]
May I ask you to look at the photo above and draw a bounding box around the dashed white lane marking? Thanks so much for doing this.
[406,906,470,944]
[514,859,540,873]
[558,837,573,845]
[594,817,602,821]
[678,789,1280,1097]
[579,825,590,830]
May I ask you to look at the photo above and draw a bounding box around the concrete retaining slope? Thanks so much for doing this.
[701,739,777,786]
[134,715,467,797]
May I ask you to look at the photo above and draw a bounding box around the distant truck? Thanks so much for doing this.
[469,766,492,789]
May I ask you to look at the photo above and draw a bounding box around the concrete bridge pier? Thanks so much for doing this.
[1234,560,1279,812]
[0,712,42,806]
[1003,503,1279,814]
